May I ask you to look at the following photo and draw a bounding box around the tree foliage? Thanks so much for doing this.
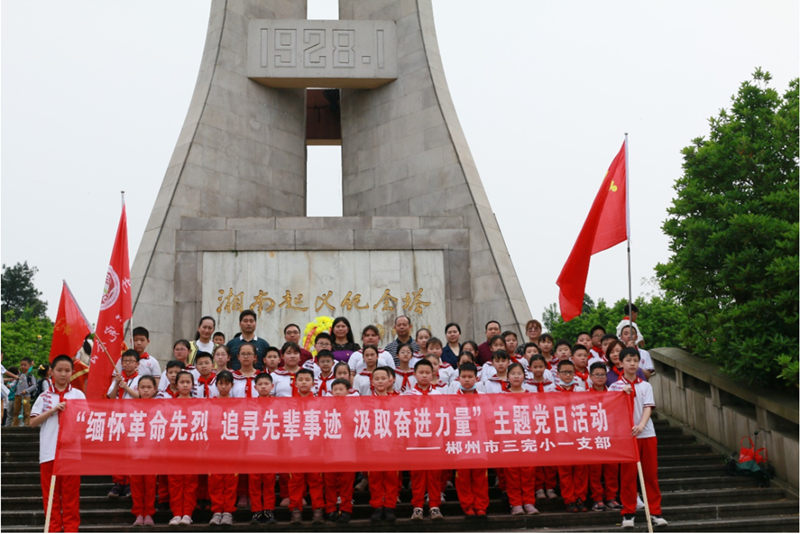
[1,310,53,369]
[1,262,48,321]
[655,69,799,390]
[543,292,689,350]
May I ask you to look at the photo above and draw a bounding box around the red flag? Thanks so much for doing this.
[557,141,628,321]
[49,281,92,362]
[86,206,132,399]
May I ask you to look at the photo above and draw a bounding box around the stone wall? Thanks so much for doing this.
[649,347,799,489]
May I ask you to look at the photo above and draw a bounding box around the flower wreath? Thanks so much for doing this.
[303,316,333,356]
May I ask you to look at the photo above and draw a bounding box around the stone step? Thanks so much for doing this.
[658,453,726,467]
[3,500,797,530]
[657,444,710,455]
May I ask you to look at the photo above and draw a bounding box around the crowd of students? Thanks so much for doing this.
[31,306,667,531]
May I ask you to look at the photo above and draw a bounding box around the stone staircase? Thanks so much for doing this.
[2,416,798,532]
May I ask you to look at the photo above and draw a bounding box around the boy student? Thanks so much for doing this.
[157,361,185,399]
[450,363,490,519]
[483,350,512,393]
[130,376,158,526]
[232,342,262,398]
[609,348,667,528]
[193,352,217,399]
[586,362,621,512]
[11,356,36,426]
[364,366,398,524]
[208,373,238,525]
[402,359,444,520]
[589,326,606,360]
[571,345,592,390]
[247,374,277,525]
[537,333,555,367]
[213,332,226,346]
[550,359,588,513]
[226,310,270,371]
[393,342,417,393]
[288,369,325,524]
[479,335,512,382]
[427,338,456,383]
[616,304,645,347]
[106,349,141,499]
[503,331,528,368]
[619,325,655,379]
[131,326,161,381]
[273,342,303,397]
[348,325,396,373]
[30,355,86,533]
[310,350,336,396]
[262,346,281,376]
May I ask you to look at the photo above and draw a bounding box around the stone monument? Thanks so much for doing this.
[130,0,531,358]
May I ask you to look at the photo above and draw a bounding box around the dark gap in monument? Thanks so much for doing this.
[306,89,343,217]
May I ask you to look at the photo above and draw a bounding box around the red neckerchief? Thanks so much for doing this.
[139,351,150,360]
[526,379,551,393]
[197,373,217,398]
[275,368,299,396]
[457,388,478,395]
[619,375,642,397]
[434,380,447,389]
[317,372,334,395]
[54,384,72,404]
[163,387,179,399]
[372,390,396,396]
[395,369,414,392]
[574,369,589,385]
[488,376,510,392]
[609,366,624,380]
[554,384,576,392]
[118,371,138,399]
[292,390,315,398]
[413,384,434,395]
[348,388,358,395]
[234,369,261,397]
[592,346,605,357]
[360,370,375,394]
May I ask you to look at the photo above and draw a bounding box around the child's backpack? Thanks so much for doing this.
[725,433,774,487]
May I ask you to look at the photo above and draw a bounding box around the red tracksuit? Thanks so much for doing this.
[324,472,355,513]
[589,463,619,503]
[456,469,490,513]
[40,461,80,533]
[130,475,157,518]
[620,438,661,515]
[168,475,198,517]
[368,470,400,510]
[505,466,537,507]
[288,472,324,511]
[249,473,276,512]
[553,383,588,504]
[209,474,238,514]
[410,470,442,508]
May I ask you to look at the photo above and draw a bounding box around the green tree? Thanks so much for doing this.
[1,261,48,321]
[655,69,799,390]
[1,310,53,369]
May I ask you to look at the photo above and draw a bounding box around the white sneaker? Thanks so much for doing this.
[430,507,444,520]
[636,494,644,509]
[180,515,193,525]
[221,512,234,526]
[355,478,369,492]
[535,489,546,501]
[622,515,635,529]
[411,507,424,520]
[279,497,290,507]
[209,513,222,525]
[546,489,558,500]
[523,504,539,515]
[510,505,524,515]
[652,515,668,527]
[440,491,447,502]
[168,516,182,526]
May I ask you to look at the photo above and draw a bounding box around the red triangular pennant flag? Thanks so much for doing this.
[557,141,628,321]
[49,281,92,362]
[86,205,132,399]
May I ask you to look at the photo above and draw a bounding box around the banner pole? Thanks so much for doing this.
[637,461,654,533]
[121,191,133,352]
[94,335,119,370]
[43,474,56,533]
[624,133,634,341]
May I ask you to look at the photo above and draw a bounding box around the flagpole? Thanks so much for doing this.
[121,191,133,352]
[625,134,634,337]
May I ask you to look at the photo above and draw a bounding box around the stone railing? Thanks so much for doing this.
[649,347,799,490]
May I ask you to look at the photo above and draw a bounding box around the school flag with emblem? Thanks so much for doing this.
[557,140,628,321]
[86,205,132,399]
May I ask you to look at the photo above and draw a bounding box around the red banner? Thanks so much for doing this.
[55,393,637,475]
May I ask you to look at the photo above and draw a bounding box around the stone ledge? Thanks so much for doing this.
[650,347,799,424]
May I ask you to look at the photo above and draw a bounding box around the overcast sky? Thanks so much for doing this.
[2,1,798,332]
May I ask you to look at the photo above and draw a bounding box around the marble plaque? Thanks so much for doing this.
[202,250,445,347]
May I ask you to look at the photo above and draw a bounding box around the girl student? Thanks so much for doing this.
[537,333,555,368]
[159,340,198,391]
[168,371,199,526]
[393,342,417,394]
[129,376,158,527]
[527,354,557,502]
[212,344,231,372]
[330,317,360,363]
[189,316,216,364]
[585,362,621,511]
[503,362,539,515]
[366,367,400,524]
[333,363,359,395]
[415,328,432,356]
[348,325,395,374]
[353,345,380,396]
[208,371,239,526]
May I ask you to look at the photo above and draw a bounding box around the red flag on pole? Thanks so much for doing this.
[49,281,92,362]
[557,141,628,321]
[86,206,132,399]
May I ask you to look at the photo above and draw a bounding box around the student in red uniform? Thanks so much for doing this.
[129,376,158,526]
[504,363,539,515]
[232,342,261,398]
[575,332,593,351]
[132,327,162,385]
[168,371,199,525]
[30,355,85,533]
[213,345,232,373]
[273,342,303,397]
[193,352,217,399]
[311,350,337,395]
[353,345,380,395]
[155,360,185,509]
[537,333,555,367]
[451,363,490,520]
[288,369,325,524]
[585,362,621,511]
[402,359,444,521]
[208,371,239,525]
[572,345,592,390]
[262,346,281,376]
[324,380,360,524]
[610,349,668,529]
[365,367,399,524]
[482,350,511,393]
[480,336,511,382]
[525,354,557,501]
[393,342,417,394]
[248,374,278,525]
[107,349,141,498]
[550,359,588,513]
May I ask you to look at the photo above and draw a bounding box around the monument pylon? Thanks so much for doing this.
[130,0,531,358]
